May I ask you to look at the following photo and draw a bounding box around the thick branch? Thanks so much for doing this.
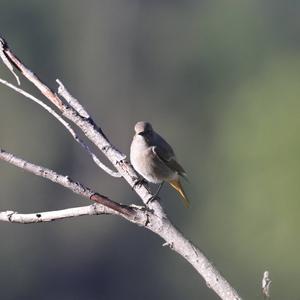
[147,215,241,300]
[56,79,90,118]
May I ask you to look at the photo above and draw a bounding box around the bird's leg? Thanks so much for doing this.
[147,182,164,204]
[132,177,148,191]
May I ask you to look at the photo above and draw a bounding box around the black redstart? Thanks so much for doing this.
[130,121,189,207]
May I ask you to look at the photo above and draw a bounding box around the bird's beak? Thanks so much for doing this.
[138,131,145,136]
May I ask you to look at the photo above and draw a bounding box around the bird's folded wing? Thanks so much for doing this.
[152,146,187,177]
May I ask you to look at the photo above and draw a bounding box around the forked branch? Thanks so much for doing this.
[0,36,242,300]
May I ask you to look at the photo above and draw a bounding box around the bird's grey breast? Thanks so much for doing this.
[130,135,150,175]
[130,135,174,183]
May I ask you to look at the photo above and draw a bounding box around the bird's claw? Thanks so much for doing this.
[132,178,148,190]
[146,195,160,204]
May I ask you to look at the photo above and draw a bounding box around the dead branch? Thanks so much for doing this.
[0,78,121,178]
[262,270,271,299]
[0,205,117,223]
[0,148,133,217]
[0,36,242,300]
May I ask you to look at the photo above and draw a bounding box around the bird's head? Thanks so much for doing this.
[134,121,153,138]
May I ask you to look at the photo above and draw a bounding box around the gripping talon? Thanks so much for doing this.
[132,178,148,190]
[146,195,160,204]
[146,182,164,204]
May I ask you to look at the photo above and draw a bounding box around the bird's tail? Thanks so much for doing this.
[169,179,190,208]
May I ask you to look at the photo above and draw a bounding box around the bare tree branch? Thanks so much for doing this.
[0,148,133,217]
[0,36,242,300]
[0,204,117,223]
[0,78,121,178]
[262,270,271,299]
[0,37,20,85]
[56,79,90,118]
[0,37,63,108]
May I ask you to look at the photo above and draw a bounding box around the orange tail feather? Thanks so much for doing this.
[169,179,190,208]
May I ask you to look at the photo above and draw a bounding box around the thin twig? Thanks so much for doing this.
[0,204,116,223]
[0,78,121,178]
[0,203,147,224]
[0,37,63,108]
[262,270,271,299]
[0,37,20,85]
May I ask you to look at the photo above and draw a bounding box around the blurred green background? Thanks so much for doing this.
[0,1,300,299]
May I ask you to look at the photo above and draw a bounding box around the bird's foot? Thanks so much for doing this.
[132,178,148,190]
[146,195,160,204]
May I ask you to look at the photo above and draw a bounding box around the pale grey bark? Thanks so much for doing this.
[0,36,242,300]
[262,271,271,299]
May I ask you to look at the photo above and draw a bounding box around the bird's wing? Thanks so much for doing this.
[152,144,187,178]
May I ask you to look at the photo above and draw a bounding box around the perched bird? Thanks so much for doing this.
[130,121,189,207]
